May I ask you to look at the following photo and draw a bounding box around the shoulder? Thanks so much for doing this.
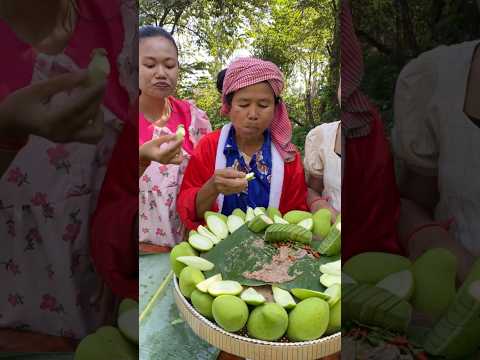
[194,129,221,151]
[284,150,304,170]
[307,121,338,140]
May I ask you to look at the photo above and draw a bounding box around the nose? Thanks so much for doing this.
[247,104,259,120]
[154,65,167,79]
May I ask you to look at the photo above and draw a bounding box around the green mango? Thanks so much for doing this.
[283,210,312,224]
[179,266,205,299]
[343,252,412,284]
[191,289,214,320]
[74,326,137,360]
[312,208,332,238]
[287,298,329,341]
[170,242,198,277]
[247,303,288,341]
[266,207,282,220]
[412,248,456,320]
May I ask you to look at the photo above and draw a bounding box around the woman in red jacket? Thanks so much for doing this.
[177,57,308,230]
[341,0,404,261]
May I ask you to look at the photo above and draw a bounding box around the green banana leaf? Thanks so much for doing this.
[203,225,339,292]
[139,253,220,360]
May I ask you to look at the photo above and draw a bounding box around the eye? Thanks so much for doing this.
[259,103,269,108]
[143,63,155,69]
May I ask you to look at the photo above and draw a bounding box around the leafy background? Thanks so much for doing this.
[139,0,340,154]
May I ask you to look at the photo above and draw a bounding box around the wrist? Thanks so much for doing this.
[205,177,220,197]
[308,195,329,209]
[407,218,455,244]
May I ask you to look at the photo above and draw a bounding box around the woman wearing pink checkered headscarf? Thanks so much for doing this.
[177,57,308,230]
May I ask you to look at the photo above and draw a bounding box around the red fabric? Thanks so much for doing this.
[90,100,139,301]
[341,0,403,260]
[177,130,308,230]
[342,109,403,260]
[221,57,297,162]
[138,96,195,155]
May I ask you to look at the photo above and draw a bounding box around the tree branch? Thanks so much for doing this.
[290,117,305,126]
[163,23,212,47]
[170,8,184,35]
[356,29,393,55]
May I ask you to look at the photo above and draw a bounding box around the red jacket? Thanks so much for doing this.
[177,130,308,230]
[90,105,139,301]
[342,110,404,260]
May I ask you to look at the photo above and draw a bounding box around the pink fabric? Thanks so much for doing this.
[0,0,130,339]
[221,57,297,162]
[0,0,129,121]
[139,97,196,155]
[139,98,212,247]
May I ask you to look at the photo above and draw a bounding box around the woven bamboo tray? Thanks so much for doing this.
[173,277,341,360]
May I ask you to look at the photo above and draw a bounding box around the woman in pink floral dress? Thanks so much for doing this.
[138,26,211,251]
[0,0,137,343]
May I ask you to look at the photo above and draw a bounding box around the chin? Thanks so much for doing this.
[146,89,171,99]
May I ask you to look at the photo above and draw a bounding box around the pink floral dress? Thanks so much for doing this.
[139,98,211,248]
[0,1,137,340]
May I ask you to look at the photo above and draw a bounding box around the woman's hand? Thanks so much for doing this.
[211,168,248,196]
[0,71,106,144]
[310,198,338,223]
[139,134,183,166]
[195,168,248,221]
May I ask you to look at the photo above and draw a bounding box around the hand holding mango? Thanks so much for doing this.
[86,48,110,86]
[211,168,248,195]
[139,134,184,166]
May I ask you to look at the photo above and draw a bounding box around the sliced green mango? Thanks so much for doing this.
[197,225,221,245]
[240,287,266,306]
[272,286,296,310]
[227,214,245,234]
[206,214,229,240]
[291,288,331,301]
[208,280,243,296]
[176,256,214,271]
[320,274,340,287]
[196,273,222,293]
[188,233,214,252]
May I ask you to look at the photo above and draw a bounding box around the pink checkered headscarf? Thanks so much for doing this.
[221,57,297,162]
[341,0,374,138]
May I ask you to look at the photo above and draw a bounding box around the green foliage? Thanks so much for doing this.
[351,0,480,133]
[140,0,340,149]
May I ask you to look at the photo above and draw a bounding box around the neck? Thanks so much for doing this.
[140,94,167,123]
[235,132,264,156]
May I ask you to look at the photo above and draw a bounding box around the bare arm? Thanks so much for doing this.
[306,173,337,218]
[398,168,474,281]
[195,178,220,220]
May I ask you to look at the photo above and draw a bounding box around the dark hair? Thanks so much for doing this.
[139,25,179,56]
[216,68,280,105]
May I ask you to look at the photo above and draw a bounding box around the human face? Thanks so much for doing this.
[229,82,276,141]
[139,36,179,99]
